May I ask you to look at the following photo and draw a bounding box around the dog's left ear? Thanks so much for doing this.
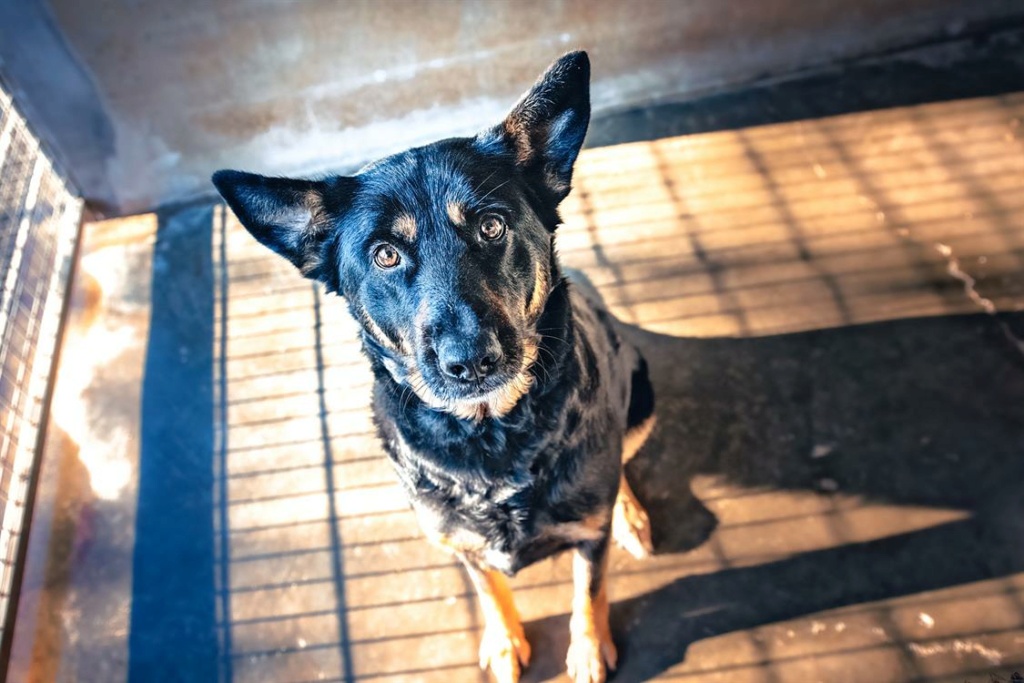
[212,170,354,284]
[483,51,591,205]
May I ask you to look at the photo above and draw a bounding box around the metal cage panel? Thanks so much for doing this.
[0,83,81,652]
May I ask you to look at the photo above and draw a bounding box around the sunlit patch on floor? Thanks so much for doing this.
[10,92,1024,682]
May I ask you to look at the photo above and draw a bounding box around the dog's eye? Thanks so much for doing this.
[479,215,506,241]
[373,244,401,269]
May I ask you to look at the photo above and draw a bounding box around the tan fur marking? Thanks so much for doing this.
[415,300,429,327]
[622,414,656,464]
[567,548,616,682]
[614,414,657,559]
[361,310,403,354]
[296,193,323,276]
[393,213,417,240]
[527,261,548,320]
[299,254,321,276]
[462,562,531,683]
[426,529,488,558]
[468,567,520,628]
[446,201,466,226]
[407,338,538,421]
[483,339,538,418]
[546,509,609,544]
[480,282,505,310]
[613,476,653,559]
[503,114,537,165]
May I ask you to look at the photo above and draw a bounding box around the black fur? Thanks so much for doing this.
[213,51,652,578]
[627,357,656,431]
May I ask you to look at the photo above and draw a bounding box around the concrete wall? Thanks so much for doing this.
[1,0,1021,215]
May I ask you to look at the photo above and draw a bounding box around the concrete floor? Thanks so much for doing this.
[7,90,1024,682]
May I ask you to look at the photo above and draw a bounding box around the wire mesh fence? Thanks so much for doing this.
[0,81,81,659]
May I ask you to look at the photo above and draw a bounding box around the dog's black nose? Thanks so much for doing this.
[437,334,503,382]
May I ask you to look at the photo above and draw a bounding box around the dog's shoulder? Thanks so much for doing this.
[564,272,645,419]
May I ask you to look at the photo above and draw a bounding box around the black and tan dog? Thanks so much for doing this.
[213,52,656,683]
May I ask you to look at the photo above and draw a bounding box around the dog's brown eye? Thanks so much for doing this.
[373,244,400,269]
[479,215,506,241]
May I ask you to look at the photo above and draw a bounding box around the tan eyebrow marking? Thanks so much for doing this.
[393,214,417,240]
[446,201,466,227]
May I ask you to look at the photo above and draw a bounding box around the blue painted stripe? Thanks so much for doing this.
[129,205,218,682]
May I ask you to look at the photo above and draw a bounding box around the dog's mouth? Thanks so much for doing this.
[406,337,539,420]
[437,368,517,399]
[423,343,521,398]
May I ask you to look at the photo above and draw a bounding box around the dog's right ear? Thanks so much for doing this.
[480,51,591,207]
[212,170,353,281]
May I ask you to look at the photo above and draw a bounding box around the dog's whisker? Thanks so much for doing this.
[399,381,414,413]
[472,168,500,197]
[476,177,512,204]
[530,343,555,384]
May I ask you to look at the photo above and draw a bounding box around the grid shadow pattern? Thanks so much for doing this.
[207,91,1024,682]
[212,205,486,682]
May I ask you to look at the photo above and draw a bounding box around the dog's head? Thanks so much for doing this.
[213,52,590,420]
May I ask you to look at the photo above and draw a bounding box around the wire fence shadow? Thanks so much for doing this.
[207,91,1024,682]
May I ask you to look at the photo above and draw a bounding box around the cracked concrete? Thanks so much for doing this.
[932,241,1024,356]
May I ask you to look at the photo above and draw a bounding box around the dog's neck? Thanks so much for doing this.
[528,273,576,396]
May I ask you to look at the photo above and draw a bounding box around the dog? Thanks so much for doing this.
[213,51,656,683]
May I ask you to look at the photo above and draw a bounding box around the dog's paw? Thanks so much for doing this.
[566,629,617,683]
[613,492,654,559]
[479,624,531,683]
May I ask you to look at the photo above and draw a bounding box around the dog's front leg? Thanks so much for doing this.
[566,536,617,683]
[459,558,531,683]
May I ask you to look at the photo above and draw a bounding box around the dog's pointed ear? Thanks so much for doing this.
[212,170,353,282]
[484,51,591,204]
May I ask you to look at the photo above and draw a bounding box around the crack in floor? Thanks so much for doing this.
[933,241,1024,357]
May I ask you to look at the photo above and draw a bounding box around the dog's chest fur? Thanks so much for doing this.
[372,283,637,574]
